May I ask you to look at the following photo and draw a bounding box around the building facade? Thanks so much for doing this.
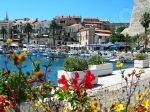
[77,28,95,46]
[54,16,81,27]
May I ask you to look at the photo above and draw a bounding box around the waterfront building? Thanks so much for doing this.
[95,28,111,44]
[83,18,110,29]
[65,23,83,42]
[0,13,12,39]
[77,28,95,47]
[54,16,81,27]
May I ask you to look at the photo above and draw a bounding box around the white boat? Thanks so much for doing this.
[0,46,3,53]
[109,58,119,62]
[68,50,80,57]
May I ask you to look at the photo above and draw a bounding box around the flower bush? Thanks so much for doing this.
[88,55,105,65]
[63,57,88,72]
[135,53,146,60]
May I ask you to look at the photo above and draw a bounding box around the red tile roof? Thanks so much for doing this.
[0,20,11,24]
[83,18,109,24]
[55,16,81,19]
[95,28,111,33]
[32,20,41,24]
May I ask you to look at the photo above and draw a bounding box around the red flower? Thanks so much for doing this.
[0,96,17,111]
[27,79,35,83]
[47,69,51,72]
[131,69,136,75]
[74,72,80,79]
[81,70,96,89]
[0,95,5,102]
[58,75,69,91]
[58,70,96,91]
[136,105,147,112]
[72,72,80,90]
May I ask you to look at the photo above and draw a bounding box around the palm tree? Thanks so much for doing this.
[24,23,33,43]
[8,27,14,38]
[49,20,60,47]
[140,12,150,50]
[0,26,7,39]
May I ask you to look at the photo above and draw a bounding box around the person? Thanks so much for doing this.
[131,49,134,57]
[125,48,128,53]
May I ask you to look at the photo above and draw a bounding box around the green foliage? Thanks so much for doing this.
[64,57,88,71]
[110,33,127,43]
[0,70,30,103]
[24,23,33,33]
[32,61,41,72]
[135,53,146,60]
[0,26,7,39]
[88,55,105,65]
[140,12,150,29]
[140,12,150,49]
[110,33,139,49]
[24,23,33,43]
[145,48,150,52]
[116,26,127,33]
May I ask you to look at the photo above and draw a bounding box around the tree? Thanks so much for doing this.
[49,20,61,47]
[0,26,7,39]
[24,23,33,43]
[140,12,150,49]
[110,33,126,43]
[8,27,15,38]
[116,26,127,34]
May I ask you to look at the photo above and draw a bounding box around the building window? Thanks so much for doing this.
[99,36,102,39]
[60,20,65,24]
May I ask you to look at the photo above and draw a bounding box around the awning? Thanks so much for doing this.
[67,44,85,48]
[95,33,110,37]
[10,43,18,47]
[43,34,48,37]
[110,45,121,48]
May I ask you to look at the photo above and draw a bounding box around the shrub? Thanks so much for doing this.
[64,57,88,71]
[88,55,105,65]
[0,70,29,103]
[135,53,146,60]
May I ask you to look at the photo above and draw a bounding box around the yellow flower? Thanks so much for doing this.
[93,109,101,112]
[24,50,30,54]
[34,101,41,107]
[141,99,150,108]
[92,99,98,108]
[128,107,136,112]
[116,61,124,68]
[139,69,145,73]
[5,54,12,58]
[108,98,113,102]
[142,91,148,96]
[13,53,25,65]
[101,61,106,64]
[18,53,25,62]
[6,38,13,43]
[135,94,142,101]
[114,103,124,111]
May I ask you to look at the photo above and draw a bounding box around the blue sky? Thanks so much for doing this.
[0,0,133,22]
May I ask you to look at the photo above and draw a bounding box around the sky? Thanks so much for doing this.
[0,0,134,22]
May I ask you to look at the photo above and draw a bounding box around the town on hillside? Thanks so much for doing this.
[0,14,129,51]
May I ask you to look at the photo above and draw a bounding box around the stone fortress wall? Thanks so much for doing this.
[122,0,150,36]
